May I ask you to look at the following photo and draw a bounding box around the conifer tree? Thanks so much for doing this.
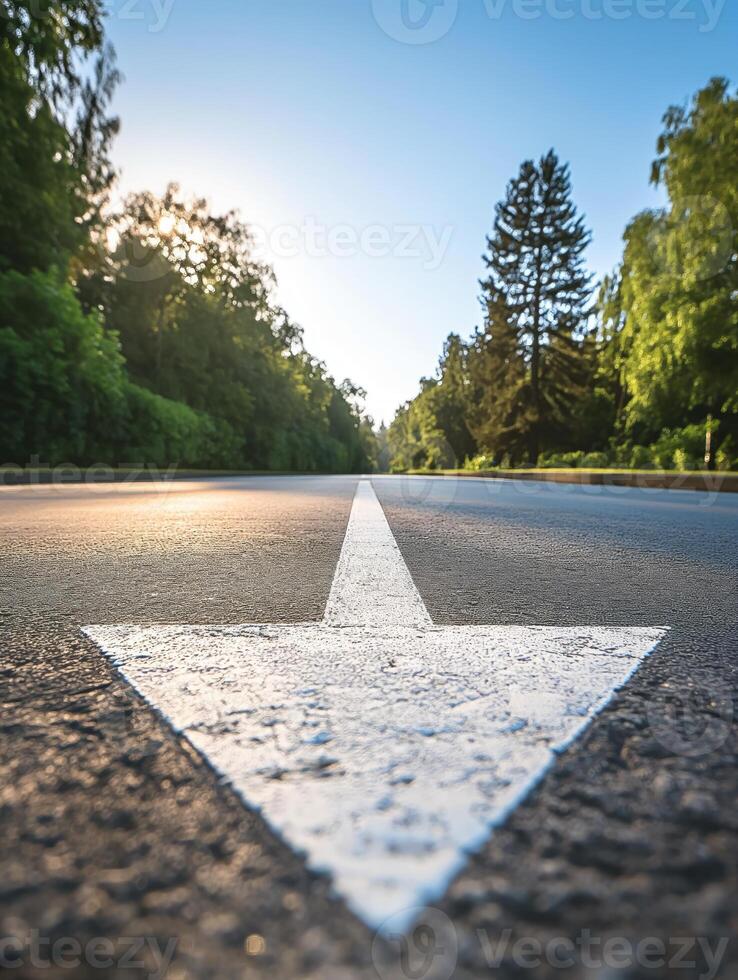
[434,333,477,463]
[474,151,593,463]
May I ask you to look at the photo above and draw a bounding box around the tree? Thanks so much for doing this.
[0,5,373,472]
[474,151,593,463]
[78,183,273,384]
[433,334,477,463]
[387,380,457,472]
[617,78,738,451]
[1,2,105,103]
[78,185,375,472]
[467,298,529,465]
[0,0,117,274]
[0,268,125,462]
[376,422,391,473]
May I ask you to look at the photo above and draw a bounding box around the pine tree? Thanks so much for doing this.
[468,297,529,465]
[434,333,477,463]
[473,151,593,463]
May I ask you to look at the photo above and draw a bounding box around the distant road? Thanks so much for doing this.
[2,475,736,978]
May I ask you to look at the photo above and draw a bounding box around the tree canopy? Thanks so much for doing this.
[0,2,375,472]
[389,81,738,474]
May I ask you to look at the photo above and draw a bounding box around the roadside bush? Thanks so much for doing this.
[538,450,586,468]
[0,268,127,464]
[649,425,706,471]
[715,437,737,472]
[465,453,497,471]
[0,268,246,469]
[629,445,654,469]
[537,452,566,468]
[608,441,633,468]
[618,424,721,471]
[120,383,243,469]
[580,451,610,469]
[538,451,610,469]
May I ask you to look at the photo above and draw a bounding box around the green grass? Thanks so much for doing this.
[408,467,738,477]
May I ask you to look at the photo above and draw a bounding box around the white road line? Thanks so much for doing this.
[323,480,431,628]
[84,479,668,931]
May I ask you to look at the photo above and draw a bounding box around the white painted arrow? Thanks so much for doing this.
[84,480,667,931]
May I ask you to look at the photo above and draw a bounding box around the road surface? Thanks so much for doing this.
[1,475,736,979]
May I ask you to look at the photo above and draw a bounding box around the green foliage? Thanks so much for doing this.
[473,150,593,464]
[537,450,585,469]
[0,2,117,274]
[387,334,475,472]
[716,439,737,471]
[621,424,716,472]
[6,10,736,479]
[390,81,738,475]
[0,45,84,273]
[580,452,610,469]
[0,268,246,468]
[648,425,707,470]
[628,445,653,470]
[431,334,477,463]
[74,183,374,473]
[0,268,126,463]
[615,79,738,448]
[537,428,719,472]
[392,151,596,472]
[387,392,455,473]
[1,11,372,472]
[1,2,105,100]
[120,383,242,469]
[464,454,497,471]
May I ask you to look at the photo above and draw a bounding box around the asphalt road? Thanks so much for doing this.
[1,474,736,979]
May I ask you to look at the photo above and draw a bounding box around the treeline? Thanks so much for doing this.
[388,80,738,473]
[0,2,375,472]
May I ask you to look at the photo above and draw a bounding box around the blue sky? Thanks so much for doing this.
[105,0,737,423]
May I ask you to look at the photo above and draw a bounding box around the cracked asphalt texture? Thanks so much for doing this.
[1,474,736,979]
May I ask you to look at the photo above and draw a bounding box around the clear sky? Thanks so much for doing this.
[104,0,737,424]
